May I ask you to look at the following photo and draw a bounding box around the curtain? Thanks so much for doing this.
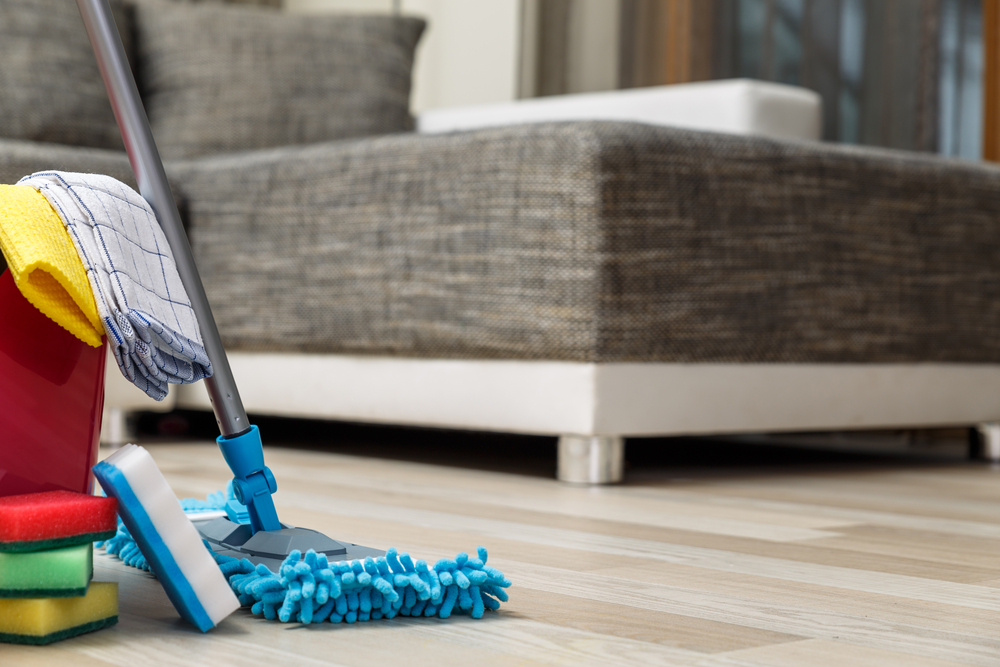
[522,0,982,157]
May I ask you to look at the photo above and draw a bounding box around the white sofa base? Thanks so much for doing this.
[172,353,1000,437]
[101,350,175,445]
[103,352,1000,481]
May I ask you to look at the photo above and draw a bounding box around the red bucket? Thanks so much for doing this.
[0,269,106,496]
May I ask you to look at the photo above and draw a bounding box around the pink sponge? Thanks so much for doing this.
[0,491,117,552]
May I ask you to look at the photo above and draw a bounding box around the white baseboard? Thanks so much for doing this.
[172,354,1000,437]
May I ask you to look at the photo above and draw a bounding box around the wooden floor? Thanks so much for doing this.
[10,435,1000,666]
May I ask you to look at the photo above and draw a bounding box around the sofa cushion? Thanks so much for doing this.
[170,122,1000,364]
[133,0,282,5]
[135,3,425,159]
[0,0,132,151]
[129,0,283,6]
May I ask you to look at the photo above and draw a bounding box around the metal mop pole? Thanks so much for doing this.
[76,0,282,533]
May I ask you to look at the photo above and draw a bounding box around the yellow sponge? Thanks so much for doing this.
[0,184,102,347]
[0,581,118,645]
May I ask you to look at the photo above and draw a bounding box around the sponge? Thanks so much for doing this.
[0,490,118,552]
[0,543,93,598]
[93,445,240,632]
[0,581,117,645]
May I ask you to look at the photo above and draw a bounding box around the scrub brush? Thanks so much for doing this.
[93,445,241,632]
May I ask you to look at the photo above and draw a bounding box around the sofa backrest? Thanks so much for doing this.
[133,2,425,159]
[0,0,424,159]
[0,0,134,151]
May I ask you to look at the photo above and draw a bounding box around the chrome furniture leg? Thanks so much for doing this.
[557,434,625,484]
[972,423,1000,461]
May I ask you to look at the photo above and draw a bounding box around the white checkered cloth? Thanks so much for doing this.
[20,171,212,400]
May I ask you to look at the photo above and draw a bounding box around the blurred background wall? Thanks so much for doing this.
[286,0,988,160]
[285,0,522,114]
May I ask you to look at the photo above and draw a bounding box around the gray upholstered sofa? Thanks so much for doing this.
[5,0,1000,482]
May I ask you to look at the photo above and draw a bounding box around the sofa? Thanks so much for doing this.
[4,0,1000,483]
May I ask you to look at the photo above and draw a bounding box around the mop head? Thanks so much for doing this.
[99,490,512,624]
[213,546,510,624]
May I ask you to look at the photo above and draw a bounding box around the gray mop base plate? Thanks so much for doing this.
[196,517,386,572]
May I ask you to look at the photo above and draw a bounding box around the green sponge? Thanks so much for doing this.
[0,543,93,598]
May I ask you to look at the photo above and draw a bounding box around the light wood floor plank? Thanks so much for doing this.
[503,560,1000,666]
[163,472,1000,614]
[805,524,1000,570]
[3,645,119,667]
[696,638,975,667]
[56,442,1000,667]
[587,559,999,636]
[264,457,857,538]
[162,457,1000,586]
[82,553,706,667]
[508,587,805,655]
[696,474,1000,523]
[639,489,1000,540]
[257,510,998,642]
[155,446,853,541]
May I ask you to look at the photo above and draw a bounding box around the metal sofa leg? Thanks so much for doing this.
[971,423,1000,461]
[557,435,625,484]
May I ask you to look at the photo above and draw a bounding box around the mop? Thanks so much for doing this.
[73,0,509,629]
[94,454,509,626]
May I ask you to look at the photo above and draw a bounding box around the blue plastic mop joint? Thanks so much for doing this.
[217,425,280,534]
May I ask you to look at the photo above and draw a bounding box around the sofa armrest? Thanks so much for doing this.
[0,139,136,188]
[168,122,1000,364]
[418,79,823,142]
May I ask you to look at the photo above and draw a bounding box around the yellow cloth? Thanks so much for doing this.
[0,184,103,347]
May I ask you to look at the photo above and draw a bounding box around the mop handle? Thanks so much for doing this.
[76,0,250,438]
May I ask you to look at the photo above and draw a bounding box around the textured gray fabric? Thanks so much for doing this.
[0,0,132,151]
[0,138,194,231]
[0,139,136,190]
[169,122,1000,364]
[135,3,425,159]
[130,0,282,6]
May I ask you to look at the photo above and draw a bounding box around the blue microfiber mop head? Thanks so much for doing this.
[97,487,513,625]
[212,546,510,624]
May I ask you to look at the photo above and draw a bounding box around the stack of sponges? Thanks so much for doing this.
[0,490,120,644]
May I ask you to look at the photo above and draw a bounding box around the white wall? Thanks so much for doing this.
[285,0,522,113]
[565,0,619,94]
